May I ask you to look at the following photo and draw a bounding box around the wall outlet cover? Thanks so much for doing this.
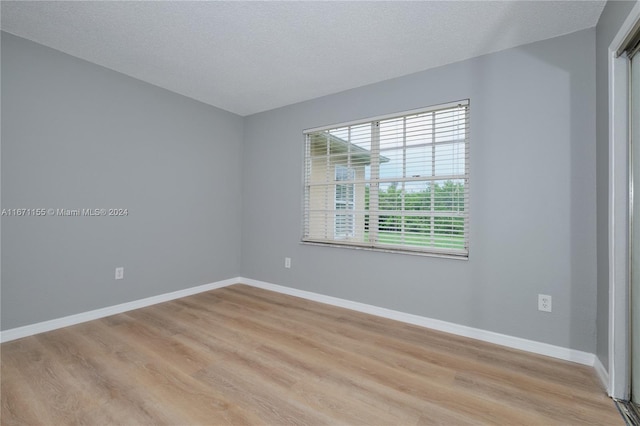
[538,294,552,312]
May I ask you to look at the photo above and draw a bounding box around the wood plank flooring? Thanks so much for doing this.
[1,284,623,425]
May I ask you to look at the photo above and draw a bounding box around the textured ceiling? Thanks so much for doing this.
[1,1,605,116]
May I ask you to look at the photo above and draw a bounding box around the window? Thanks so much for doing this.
[335,165,355,239]
[303,100,469,258]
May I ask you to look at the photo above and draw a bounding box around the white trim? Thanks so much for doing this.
[609,45,631,399]
[594,356,611,393]
[2,276,601,373]
[300,240,469,260]
[241,278,597,367]
[0,277,240,343]
[608,0,640,400]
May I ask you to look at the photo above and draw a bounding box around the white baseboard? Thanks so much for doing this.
[240,277,598,368]
[1,275,600,373]
[593,356,611,394]
[0,277,240,343]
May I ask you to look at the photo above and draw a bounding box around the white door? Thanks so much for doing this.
[632,49,640,405]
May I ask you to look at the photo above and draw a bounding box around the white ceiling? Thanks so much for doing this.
[1,1,606,116]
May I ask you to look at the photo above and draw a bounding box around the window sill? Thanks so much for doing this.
[300,240,469,260]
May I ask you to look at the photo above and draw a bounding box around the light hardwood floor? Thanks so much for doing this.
[1,284,623,425]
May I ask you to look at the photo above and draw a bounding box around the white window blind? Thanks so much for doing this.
[303,100,469,258]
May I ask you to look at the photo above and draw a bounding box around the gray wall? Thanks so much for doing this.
[1,32,244,330]
[0,22,614,357]
[595,0,638,372]
[242,29,598,352]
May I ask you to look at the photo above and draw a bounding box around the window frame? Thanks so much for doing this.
[302,100,470,259]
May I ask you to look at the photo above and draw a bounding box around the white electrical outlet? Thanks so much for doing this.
[538,294,552,312]
[115,267,124,280]
[284,257,291,269]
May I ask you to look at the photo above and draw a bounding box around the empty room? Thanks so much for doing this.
[2,0,640,424]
